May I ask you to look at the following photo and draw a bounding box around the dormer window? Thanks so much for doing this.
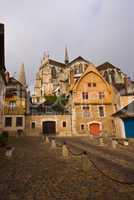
[88,83,92,87]
[88,82,96,87]
[93,83,96,87]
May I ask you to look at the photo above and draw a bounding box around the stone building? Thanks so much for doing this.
[97,62,134,95]
[32,51,69,104]
[24,53,134,138]
[2,37,133,138]
[26,59,120,137]
[0,23,6,131]
[97,62,134,109]
[3,66,27,135]
[68,63,118,137]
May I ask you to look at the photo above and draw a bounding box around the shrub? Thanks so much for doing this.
[0,131,9,147]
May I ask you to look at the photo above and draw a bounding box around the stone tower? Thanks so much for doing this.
[64,46,69,65]
[18,63,27,88]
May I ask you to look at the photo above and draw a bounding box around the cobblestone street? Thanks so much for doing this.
[0,137,134,200]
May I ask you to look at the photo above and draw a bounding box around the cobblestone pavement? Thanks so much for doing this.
[0,136,134,200]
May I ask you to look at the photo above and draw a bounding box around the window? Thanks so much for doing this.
[99,92,105,99]
[98,106,105,117]
[36,97,40,103]
[63,121,66,128]
[16,117,23,127]
[79,64,83,73]
[114,104,118,111]
[82,92,88,99]
[5,117,12,127]
[83,106,90,117]
[31,122,35,129]
[9,101,16,110]
[88,82,96,87]
[83,105,89,111]
[88,83,92,87]
[81,124,84,130]
[52,67,57,79]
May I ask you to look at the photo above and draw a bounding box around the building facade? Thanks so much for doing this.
[32,54,69,103]
[69,63,118,137]
[3,77,27,135]
[2,42,134,138]
[0,23,6,131]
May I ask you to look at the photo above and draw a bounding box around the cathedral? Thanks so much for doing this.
[2,47,134,138]
[32,48,69,103]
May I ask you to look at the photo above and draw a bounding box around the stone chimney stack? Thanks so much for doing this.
[18,63,27,87]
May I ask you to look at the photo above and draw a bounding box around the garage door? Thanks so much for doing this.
[89,123,101,136]
[42,121,56,135]
[123,119,134,138]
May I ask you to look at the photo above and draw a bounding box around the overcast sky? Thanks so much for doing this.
[0,0,134,92]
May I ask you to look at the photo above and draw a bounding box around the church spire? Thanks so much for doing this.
[18,63,27,87]
[64,45,69,65]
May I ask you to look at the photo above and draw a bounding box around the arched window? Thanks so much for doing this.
[51,67,57,79]
[111,70,115,84]
[79,63,83,73]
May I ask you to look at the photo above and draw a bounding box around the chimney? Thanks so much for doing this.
[0,23,5,70]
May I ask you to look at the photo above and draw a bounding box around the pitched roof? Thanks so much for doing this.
[49,59,66,67]
[68,56,91,66]
[113,100,134,118]
[72,64,112,92]
[97,62,120,71]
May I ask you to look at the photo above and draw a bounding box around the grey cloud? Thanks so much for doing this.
[0,0,133,92]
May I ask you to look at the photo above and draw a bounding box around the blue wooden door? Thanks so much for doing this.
[123,119,134,138]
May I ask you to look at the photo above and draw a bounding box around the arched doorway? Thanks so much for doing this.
[42,121,56,135]
[89,122,101,137]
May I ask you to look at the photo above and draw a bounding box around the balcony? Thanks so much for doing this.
[4,106,26,115]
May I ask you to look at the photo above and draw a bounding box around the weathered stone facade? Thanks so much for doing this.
[25,115,71,136]
[3,77,27,135]
[2,48,134,138]
[32,55,68,103]
[69,63,119,137]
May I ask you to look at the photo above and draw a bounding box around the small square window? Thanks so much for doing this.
[88,83,91,87]
[31,122,35,129]
[93,83,96,87]
[81,124,84,130]
[63,121,66,128]
[83,106,89,110]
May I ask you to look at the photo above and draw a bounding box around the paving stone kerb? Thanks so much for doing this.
[0,137,134,200]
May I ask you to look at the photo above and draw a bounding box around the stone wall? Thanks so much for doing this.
[25,115,72,136]
[3,115,25,136]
